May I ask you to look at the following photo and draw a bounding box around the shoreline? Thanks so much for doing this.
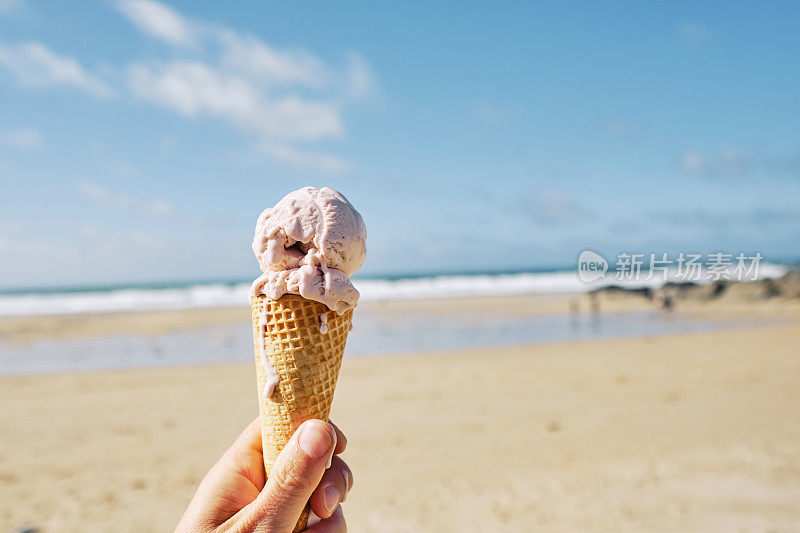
[3,289,799,344]
[0,293,622,343]
[4,292,798,378]
[0,307,793,379]
[0,316,791,379]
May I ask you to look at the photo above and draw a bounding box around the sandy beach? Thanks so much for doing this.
[1,293,799,532]
[4,1,799,530]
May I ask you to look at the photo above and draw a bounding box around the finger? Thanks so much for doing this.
[231,416,266,456]
[220,416,266,489]
[328,420,347,455]
[309,456,353,519]
[176,418,265,530]
[245,419,337,531]
[305,505,346,533]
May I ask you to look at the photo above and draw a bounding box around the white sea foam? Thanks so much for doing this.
[357,262,787,300]
[0,264,788,317]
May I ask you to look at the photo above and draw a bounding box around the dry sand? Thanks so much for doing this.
[1,299,799,532]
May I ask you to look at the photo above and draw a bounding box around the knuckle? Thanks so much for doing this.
[272,454,314,494]
[344,466,354,491]
[325,457,353,496]
[333,457,353,487]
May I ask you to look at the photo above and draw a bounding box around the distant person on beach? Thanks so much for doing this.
[177,418,351,532]
[589,292,600,314]
[652,289,674,312]
[569,298,580,315]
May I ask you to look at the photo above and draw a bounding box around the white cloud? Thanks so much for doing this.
[0,236,70,256]
[0,1,376,174]
[471,101,524,124]
[77,181,173,216]
[680,151,705,173]
[0,128,44,150]
[127,61,343,142]
[259,143,348,174]
[0,0,22,16]
[78,181,130,208]
[526,190,595,225]
[600,116,642,138]
[678,22,712,43]
[344,52,376,99]
[0,42,114,97]
[116,0,194,47]
[218,30,328,87]
[679,148,800,180]
[0,221,22,236]
[127,61,259,117]
[82,225,166,248]
[148,199,172,215]
[680,149,752,179]
[114,0,374,171]
[473,102,504,123]
[159,135,177,149]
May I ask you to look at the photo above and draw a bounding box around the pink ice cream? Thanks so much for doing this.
[250,186,367,314]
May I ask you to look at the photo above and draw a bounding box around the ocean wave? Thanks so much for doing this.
[0,264,787,317]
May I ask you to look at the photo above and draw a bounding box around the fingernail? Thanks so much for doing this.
[323,485,340,514]
[326,428,337,469]
[299,422,333,459]
[341,469,351,501]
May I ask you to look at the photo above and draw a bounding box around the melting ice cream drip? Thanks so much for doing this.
[319,312,329,334]
[307,510,322,528]
[258,309,280,398]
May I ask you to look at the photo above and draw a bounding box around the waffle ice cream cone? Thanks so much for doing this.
[249,186,365,531]
[251,293,354,532]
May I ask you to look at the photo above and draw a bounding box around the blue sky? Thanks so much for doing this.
[0,0,798,288]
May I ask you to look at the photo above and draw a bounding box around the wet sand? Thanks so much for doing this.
[1,297,799,531]
[0,293,653,343]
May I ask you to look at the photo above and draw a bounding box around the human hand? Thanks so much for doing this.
[176,417,352,532]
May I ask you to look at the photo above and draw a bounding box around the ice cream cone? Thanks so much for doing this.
[251,293,354,532]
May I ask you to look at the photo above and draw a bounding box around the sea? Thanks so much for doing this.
[0,263,789,317]
[0,264,790,375]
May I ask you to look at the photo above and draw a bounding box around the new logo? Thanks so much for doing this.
[577,250,608,282]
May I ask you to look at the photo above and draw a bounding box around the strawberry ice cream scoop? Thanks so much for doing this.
[250,186,367,314]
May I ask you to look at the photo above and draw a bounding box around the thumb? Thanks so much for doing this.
[244,419,337,532]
